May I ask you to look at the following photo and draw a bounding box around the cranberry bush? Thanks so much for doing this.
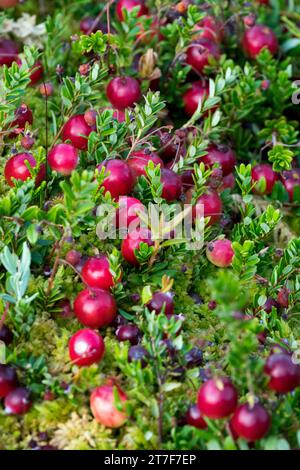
[0,0,300,451]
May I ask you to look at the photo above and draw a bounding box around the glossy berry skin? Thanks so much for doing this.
[81,255,116,290]
[65,249,82,267]
[0,38,18,66]
[90,384,127,428]
[116,324,141,345]
[242,24,278,59]
[264,353,300,393]
[62,114,94,151]
[98,159,134,199]
[186,39,220,75]
[230,403,271,441]
[161,169,182,201]
[186,405,207,429]
[29,61,43,85]
[251,163,278,195]
[202,144,237,176]
[183,81,209,117]
[116,196,145,230]
[74,288,117,329]
[282,175,300,202]
[4,387,32,415]
[121,228,154,265]
[0,324,13,345]
[187,189,222,226]
[11,104,33,132]
[116,0,148,21]
[128,150,164,181]
[106,76,141,110]
[197,377,238,419]
[47,143,78,175]
[147,291,174,316]
[69,328,105,367]
[0,364,18,398]
[4,153,45,187]
[206,238,234,268]
[128,345,149,367]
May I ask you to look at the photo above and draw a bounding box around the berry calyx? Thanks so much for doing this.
[90,384,127,427]
[242,24,278,59]
[47,143,79,175]
[98,159,134,199]
[251,163,278,195]
[206,238,234,268]
[81,255,119,290]
[264,353,300,393]
[69,328,105,367]
[0,364,18,398]
[230,403,271,441]
[106,76,141,110]
[185,405,207,429]
[4,153,45,187]
[62,114,94,151]
[4,387,32,415]
[197,377,238,419]
[121,228,154,265]
[74,288,117,329]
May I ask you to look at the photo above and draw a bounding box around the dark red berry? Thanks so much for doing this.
[81,255,119,290]
[206,238,234,267]
[84,109,97,127]
[116,196,145,230]
[4,387,32,415]
[251,163,278,195]
[186,39,220,75]
[106,76,141,110]
[116,0,148,21]
[0,38,18,66]
[29,61,43,85]
[161,168,182,201]
[65,249,82,267]
[187,189,223,225]
[277,287,289,308]
[48,143,78,175]
[98,159,134,199]
[242,24,278,59]
[74,288,117,328]
[121,228,154,265]
[183,81,209,117]
[157,131,179,162]
[69,328,105,367]
[263,297,280,313]
[197,377,238,419]
[55,299,73,318]
[147,291,174,316]
[230,403,271,441]
[201,144,237,176]
[4,153,45,187]
[0,364,18,398]
[116,324,141,345]
[186,404,207,429]
[193,15,223,43]
[62,114,94,150]
[21,134,35,150]
[282,173,300,202]
[11,104,33,133]
[264,353,300,393]
[128,150,164,181]
[128,345,149,367]
[0,325,13,345]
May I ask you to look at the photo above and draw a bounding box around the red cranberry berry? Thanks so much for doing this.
[282,172,300,202]
[116,324,141,345]
[116,196,145,231]
[202,144,237,176]
[116,0,148,21]
[90,384,127,427]
[128,150,164,181]
[157,131,179,162]
[4,387,32,415]
[277,287,289,308]
[62,114,94,151]
[121,228,154,265]
[29,61,43,85]
[186,39,220,75]
[206,238,234,267]
[84,109,98,127]
[243,14,256,28]
[69,328,105,367]
[47,143,78,175]
[251,163,278,195]
[11,104,33,133]
[128,345,149,367]
[98,159,134,199]
[221,172,235,191]
[194,15,223,43]
[161,168,182,201]
[187,189,223,225]
[55,299,73,318]
[185,405,207,429]
[242,24,278,59]
[0,364,18,398]
[0,38,18,66]
[0,324,13,345]
[81,255,119,290]
[106,76,141,110]
[264,353,300,393]
[0,0,19,7]
[65,249,82,267]
[39,82,54,97]
[197,377,238,419]
[4,153,45,187]
[147,291,174,316]
[230,403,271,441]
[74,288,117,328]
[183,81,209,117]
[80,17,103,34]
[263,297,280,313]
[21,134,35,150]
